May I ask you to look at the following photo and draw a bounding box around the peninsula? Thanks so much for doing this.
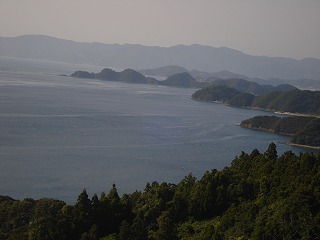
[192,85,320,116]
[240,115,320,148]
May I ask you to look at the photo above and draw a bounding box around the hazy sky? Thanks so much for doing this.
[1,0,320,59]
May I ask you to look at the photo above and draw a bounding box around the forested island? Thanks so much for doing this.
[70,69,204,88]
[240,116,320,148]
[1,144,320,239]
[192,85,320,116]
[70,69,296,93]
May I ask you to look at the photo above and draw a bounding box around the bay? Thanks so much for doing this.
[0,62,309,203]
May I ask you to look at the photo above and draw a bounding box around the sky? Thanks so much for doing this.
[1,0,320,59]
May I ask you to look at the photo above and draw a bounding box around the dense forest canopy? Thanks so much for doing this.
[1,144,320,240]
[240,116,320,147]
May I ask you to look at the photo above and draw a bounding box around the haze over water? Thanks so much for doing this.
[0,59,308,203]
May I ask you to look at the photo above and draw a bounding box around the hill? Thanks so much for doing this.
[159,72,207,88]
[210,78,296,95]
[71,68,157,85]
[138,65,189,77]
[137,65,320,90]
[240,116,320,148]
[71,69,208,88]
[2,35,320,80]
[192,85,320,115]
[138,66,246,81]
[191,85,241,103]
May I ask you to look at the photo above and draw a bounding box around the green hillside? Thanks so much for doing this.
[192,85,320,115]
[1,144,320,239]
[240,116,320,147]
[159,72,202,88]
[252,89,320,114]
[71,68,151,84]
[211,78,296,95]
[191,85,241,102]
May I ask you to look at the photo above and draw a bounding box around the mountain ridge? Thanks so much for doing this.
[1,35,320,80]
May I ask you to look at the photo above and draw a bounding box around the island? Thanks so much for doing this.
[70,68,297,93]
[71,68,158,85]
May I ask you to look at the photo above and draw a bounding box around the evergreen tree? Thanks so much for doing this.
[265,142,277,160]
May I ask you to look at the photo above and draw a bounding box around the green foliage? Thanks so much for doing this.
[178,219,217,240]
[192,85,241,103]
[241,115,320,147]
[211,78,296,96]
[228,92,255,107]
[252,89,320,114]
[293,118,320,146]
[159,72,200,88]
[1,144,320,239]
[193,85,320,115]
[72,68,151,84]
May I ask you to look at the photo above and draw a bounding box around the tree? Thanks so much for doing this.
[265,142,277,160]
[74,189,92,236]
[154,210,178,240]
[80,225,98,240]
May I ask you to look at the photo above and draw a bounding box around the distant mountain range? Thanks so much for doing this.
[1,35,320,80]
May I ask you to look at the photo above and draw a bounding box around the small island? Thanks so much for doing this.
[240,115,320,148]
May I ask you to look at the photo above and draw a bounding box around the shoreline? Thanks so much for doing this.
[273,111,320,118]
[240,126,319,150]
[283,142,320,150]
[192,98,320,118]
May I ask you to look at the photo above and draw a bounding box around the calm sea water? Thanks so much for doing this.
[0,59,310,203]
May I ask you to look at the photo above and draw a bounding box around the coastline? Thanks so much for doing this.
[192,98,320,118]
[273,111,320,118]
[283,142,320,150]
[240,126,319,150]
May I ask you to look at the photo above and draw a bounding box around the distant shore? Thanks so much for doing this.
[284,142,320,150]
[274,111,320,118]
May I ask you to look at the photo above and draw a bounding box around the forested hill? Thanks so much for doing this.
[1,143,320,239]
[192,85,320,115]
[240,116,320,148]
[71,69,209,88]
[209,78,296,95]
[158,72,205,88]
[71,68,158,85]
[71,69,299,93]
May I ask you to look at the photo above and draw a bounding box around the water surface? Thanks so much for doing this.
[0,63,309,203]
